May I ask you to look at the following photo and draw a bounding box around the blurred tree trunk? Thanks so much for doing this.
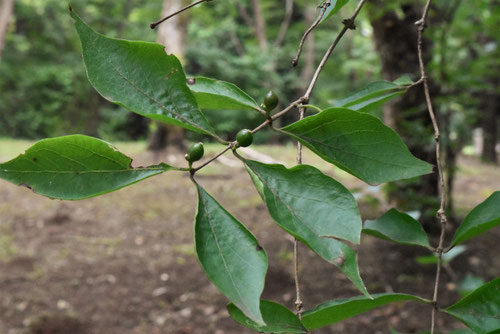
[0,0,15,62]
[250,0,268,51]
[370,4,440,226]
[480,83,499,164]
[149,0,188,151]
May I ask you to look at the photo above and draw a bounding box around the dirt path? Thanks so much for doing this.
[0,144,499,334]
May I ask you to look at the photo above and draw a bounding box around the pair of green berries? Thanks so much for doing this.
[185,129,254,164]
[185,91,279,164]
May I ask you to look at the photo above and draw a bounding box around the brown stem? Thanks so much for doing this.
[292,1,331,67]
[191,0,366,175]
[414,1,449,333]
[150,0,211,29]
[293,105,306,318]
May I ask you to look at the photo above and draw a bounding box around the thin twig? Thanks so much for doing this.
[192,144,233,172]
[304,0,365,100]
[414,1,449,333]
[150,0,212,29]
[292,1,331,67]
[274,0,294,47]
[191,1,366,175]
[294,105,306,318]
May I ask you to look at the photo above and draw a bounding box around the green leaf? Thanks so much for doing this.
[245,160,362,244]
[70,9,215,136]
[302,293,429,330]
[333,78,410,112]
[444,278,500,334]
[280,108,433,185]
[451,191,500,246]
[363,209,431,248]
[0,135,173,200]
[194,185,267,325]
[245,160,369,297]
[228,300,306,333]
[188,76,260,112]
[320,0,350,23]
[415,245,467,265]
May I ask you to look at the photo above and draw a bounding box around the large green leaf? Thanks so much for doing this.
[302,293,429,330]
[332,78,410,112]
[320,0,350,23]
[245,160,362,244]
[194,185,267,325]
[228,300,306,333]
[451,192,500,247]
[280,108,432,185]
[0,135,173,200]
[444,278,500,334]
[363,209,431,248]
[188,76,260,112]
[70,9,215,136]
[245,161,369,297]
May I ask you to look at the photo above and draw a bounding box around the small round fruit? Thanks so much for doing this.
[186,142,204,162]
[236,129,253,147]
[263,91,279,112]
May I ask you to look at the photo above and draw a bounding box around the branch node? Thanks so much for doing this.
[342,18,356,30]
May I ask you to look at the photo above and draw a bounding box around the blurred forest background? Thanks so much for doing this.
[0,0,498,215]
[0,0,499,333]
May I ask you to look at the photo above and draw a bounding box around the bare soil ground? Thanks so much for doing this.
[0,141,499,334]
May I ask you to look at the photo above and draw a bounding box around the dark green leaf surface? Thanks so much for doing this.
[363,209,430,248]
[70,9,214,136]
[333,79,409,112]
[451,191,500,246]
[302,293,428,330]
[0,135,173,200]
[194,185,267,325]
[245,161,369,297]
[188,76,260,112]
[228,300,306,333]
[444,278,500,334]
[281,108,432,185]
[320,0,350,23]
[245,160,362,243]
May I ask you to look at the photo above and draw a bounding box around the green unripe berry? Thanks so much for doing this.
[236,129,253,147]
[186,142,204,163]
[263,91,279,112]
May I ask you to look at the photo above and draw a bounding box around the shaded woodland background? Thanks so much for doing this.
[0,0,499,333]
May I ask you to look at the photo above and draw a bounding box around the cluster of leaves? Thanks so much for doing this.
[0,5,499,333]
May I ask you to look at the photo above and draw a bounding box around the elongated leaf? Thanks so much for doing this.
[451,192,500,247]
[70,9,214,136]
[280,108,432,185]
[228,300,306,333]
[194,185,267,325]
[0,135,173,200]
[188,76,260,112]
[245,162,369,297]
[302,293,429,330]
[444,278,500,334]
[363,209,430,248]
[333,78,411,112]
[245,160,362,243]
[320,0,350,23]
